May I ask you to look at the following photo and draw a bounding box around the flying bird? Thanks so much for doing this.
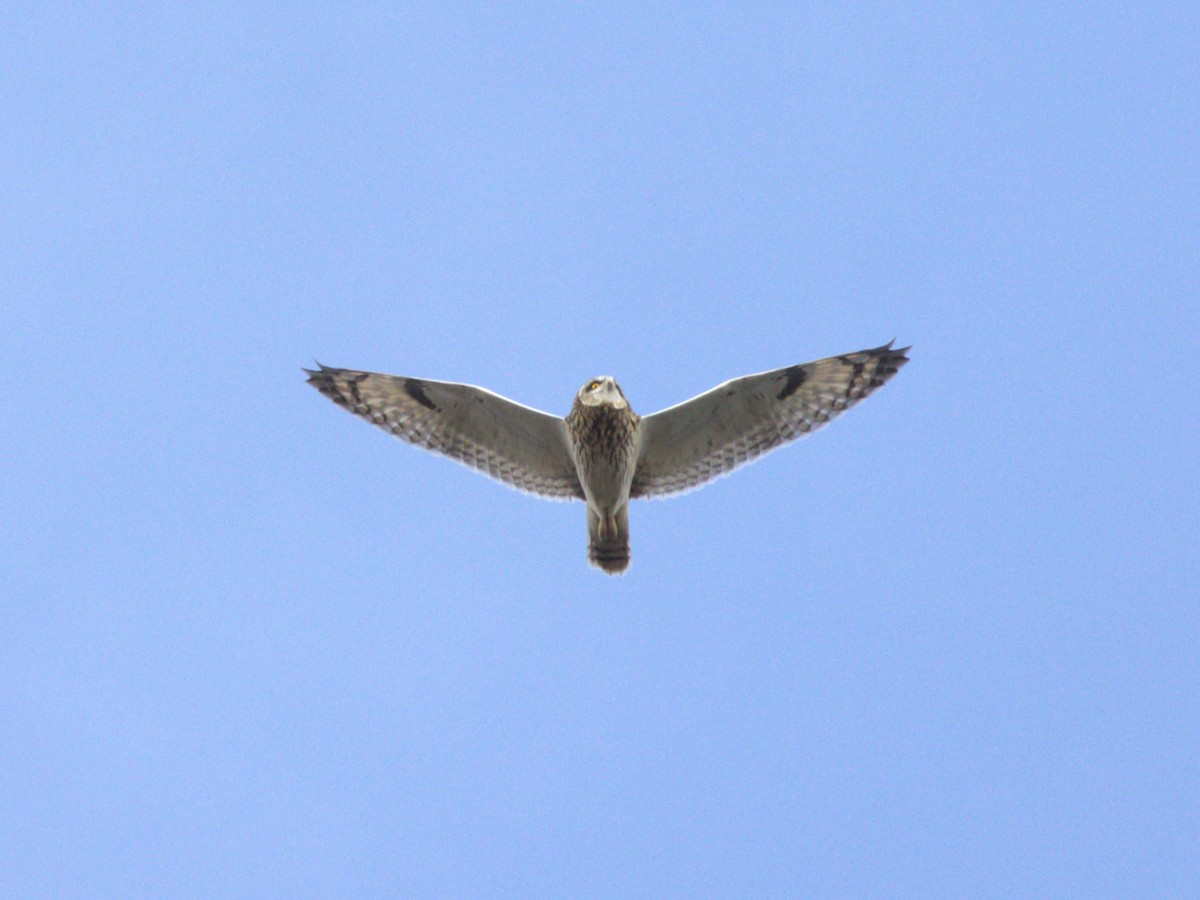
[305,342,909,574]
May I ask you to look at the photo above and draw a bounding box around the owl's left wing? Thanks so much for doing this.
[305,365,584,499]
[631,342,909,498]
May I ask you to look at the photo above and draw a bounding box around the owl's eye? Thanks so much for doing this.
[588,380,601,391]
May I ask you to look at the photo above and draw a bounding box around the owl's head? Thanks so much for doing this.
[577,376,629,409]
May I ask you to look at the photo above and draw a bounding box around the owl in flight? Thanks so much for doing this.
[305,342,909,574]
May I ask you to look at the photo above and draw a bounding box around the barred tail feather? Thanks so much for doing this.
[587,506,630,575]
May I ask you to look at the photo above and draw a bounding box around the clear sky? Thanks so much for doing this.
[3,3,1197,896]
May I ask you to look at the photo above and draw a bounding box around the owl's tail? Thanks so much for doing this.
[588,505,630,575]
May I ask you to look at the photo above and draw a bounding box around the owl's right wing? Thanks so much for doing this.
[631,342,909,498]
[305,365,584,500]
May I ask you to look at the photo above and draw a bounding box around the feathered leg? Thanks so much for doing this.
[587,504,630,575]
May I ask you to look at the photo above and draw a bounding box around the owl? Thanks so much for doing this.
[305,341,909,574]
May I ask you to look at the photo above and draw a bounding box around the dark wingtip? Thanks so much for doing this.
[874,339,911,363]
[304,362,341,393]
[303,360,336,379]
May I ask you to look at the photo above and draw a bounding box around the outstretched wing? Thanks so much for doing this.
[631,342,910,498]
[305,365,584,500]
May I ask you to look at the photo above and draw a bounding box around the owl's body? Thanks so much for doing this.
[565,379,641,572]
[306,342,909,574]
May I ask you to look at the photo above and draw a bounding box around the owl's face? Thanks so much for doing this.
[577,376,628,409]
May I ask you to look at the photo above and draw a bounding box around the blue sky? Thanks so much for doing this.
[3,2,1197,896]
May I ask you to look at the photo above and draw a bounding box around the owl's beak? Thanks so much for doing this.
[597,379,627,408]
